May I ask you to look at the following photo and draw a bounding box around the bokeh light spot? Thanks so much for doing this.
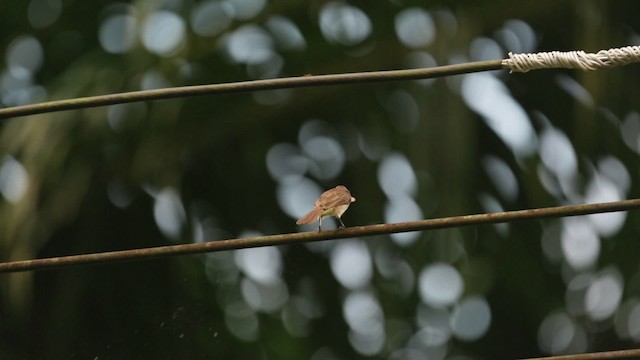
[319,2,371,46]
[235,243,282,285]
[450,296,491,341]
[0,156,29,203]
[378,152,417,198]
[343,291,385,356]
[538,312,579,354]
[301,136,345,180]
[419,263,464,308]
[266,143,308,182]
[331,240,372,289]
[153,187,186,240]
[266,16,306,50]
[190,0,233,37]
[561,217,600,270]
[225,25,274,64]
[585,268,623,321]
[395,8,435,49]
[99,14,137,54]
[28,0,62,29]
[462,73,537,158]
[416,305,451,346]
[227,0,265,20]
[6,35,44,78]
[482,155,519,202]
[384,196,423,246]
[141,11,185,56]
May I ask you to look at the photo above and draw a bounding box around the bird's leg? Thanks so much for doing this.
[337,217,346,229]
[318,216,322,232]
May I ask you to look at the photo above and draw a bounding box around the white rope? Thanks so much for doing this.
[503,45,640,73]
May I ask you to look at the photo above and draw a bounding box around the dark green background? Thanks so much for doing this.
[1,1,639,359]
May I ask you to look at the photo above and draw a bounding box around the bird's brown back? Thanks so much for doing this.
[315,185,353,210]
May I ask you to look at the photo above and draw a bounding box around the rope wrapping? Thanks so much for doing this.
[504,45,640,72]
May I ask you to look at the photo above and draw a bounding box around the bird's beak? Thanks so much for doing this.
[351,197,356,203]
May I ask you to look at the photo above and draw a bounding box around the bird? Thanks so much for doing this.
[296,185,356,231]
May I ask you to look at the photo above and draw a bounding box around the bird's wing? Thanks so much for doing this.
[315,187,351,209]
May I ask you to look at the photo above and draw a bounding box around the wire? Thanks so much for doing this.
[0,60,503,119]
[0,198,638,273]
[2,45,639,119]
[519,348,640,360]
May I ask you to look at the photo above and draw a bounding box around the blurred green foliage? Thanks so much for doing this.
[1,1,640,359]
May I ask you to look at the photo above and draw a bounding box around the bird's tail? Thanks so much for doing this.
[296,208,322,225]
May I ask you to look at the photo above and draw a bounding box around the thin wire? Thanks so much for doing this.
[0,198,638,273]
[0,60,503,119]
[519,348,640,360]
[2,45,638,119]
